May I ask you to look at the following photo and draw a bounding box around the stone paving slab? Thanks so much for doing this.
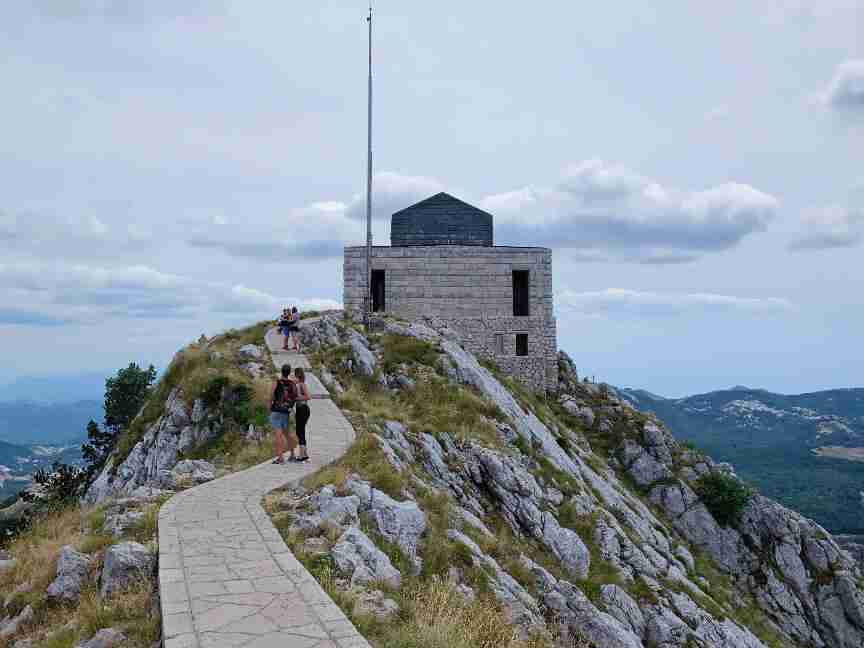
[158,327,370,648]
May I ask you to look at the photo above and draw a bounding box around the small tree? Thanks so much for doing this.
[24,462,86,505]
[82,419,114,476]
[104,363,157,434]
[81,363,157,476]
[694,472,753,527]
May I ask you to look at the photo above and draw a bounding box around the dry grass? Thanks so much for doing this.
[386,578,549,648]
[76,578,160,646]
[0,506,84,608]
[303,430,407,499]
[1,495,164,648]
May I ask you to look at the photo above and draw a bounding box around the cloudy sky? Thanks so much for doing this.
[1,1,862,397]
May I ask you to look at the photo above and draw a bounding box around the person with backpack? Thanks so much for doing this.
[270,364,298,464]
[293,367,311,462]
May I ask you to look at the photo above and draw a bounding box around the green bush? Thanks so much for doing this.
[694,472,752,527]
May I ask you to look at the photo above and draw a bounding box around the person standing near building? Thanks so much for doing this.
[293,367,311,462]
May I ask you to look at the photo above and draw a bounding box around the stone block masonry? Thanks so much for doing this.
[344,245,558,392]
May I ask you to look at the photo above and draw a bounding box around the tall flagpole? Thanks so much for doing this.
[363,3,373,328]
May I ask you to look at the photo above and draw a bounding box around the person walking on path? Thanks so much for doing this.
[293,367,311,462]
[278,308,292,350]
[289,306,301,353]
[270,364,298,464]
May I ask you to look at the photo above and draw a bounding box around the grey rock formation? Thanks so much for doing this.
[86,388,217,504]
[347,331,377,377]
[46,546,91,602]
[319,367,344,395]
[383,320,440,342]
[172,459,216,484]
[291,485,361,531]
[0,552,14,574]
[104,511,145,537]
[298,315,342,350]
[237,344,264,360]
[600,584,646,638]
[332,527,401,589]
[100,542,154,598]
[74,628,127,648]
[346,477,427,570]
[353,589,399,620]
[0,605,33,638]
[447,529,544,629]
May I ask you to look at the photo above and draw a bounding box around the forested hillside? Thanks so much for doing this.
[621,387,864,533]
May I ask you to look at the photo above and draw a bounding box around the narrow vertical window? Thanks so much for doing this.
[512,270,530,316]
[515,334,529,356]
[493,333,504,355]
[371,269,386,312]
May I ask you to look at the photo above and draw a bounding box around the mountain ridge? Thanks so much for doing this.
[619,385,864,533]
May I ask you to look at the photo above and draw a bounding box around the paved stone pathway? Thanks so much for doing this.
[158,327,370,648]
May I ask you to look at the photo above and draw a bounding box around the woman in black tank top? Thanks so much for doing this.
[294,367,311,462]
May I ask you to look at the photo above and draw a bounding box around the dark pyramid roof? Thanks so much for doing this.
[390,192,493,247]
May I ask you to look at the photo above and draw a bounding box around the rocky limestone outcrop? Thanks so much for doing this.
[310,320,864,647]
[345,476,427,572]
[332,527,402,589]
[85,388,217,504]
[74,628,127,648]
[100,541,155,598]
[0,605,32,639]
[347,331,377,377]
[46,546,91,602]
[298,314,342,350]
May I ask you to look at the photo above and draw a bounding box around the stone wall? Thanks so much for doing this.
[343,245,557,392]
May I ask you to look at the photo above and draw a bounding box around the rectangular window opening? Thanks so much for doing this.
[515,333,529,357]
[512,270,530,316]
[371,269,386,312]
[493,333,504,355]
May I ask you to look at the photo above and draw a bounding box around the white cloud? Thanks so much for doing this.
[558,288,793,317]
[186,163,778,264]
[344,172,445,223]
[789,204,863,250]
[0,261,340,325]
[485,160,778,258]
[823,60,864,111]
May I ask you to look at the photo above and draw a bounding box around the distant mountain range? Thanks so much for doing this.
[620,386,864,534]
[0,400,102,445]
[0,372,105,403]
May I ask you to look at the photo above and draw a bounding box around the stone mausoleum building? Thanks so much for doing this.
[343,192,557,392]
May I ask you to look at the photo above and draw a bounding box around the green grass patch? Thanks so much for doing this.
[380,334,440,373]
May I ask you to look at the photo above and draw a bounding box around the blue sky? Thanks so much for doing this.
[0,1,862,397]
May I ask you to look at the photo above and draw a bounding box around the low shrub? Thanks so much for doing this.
[694,472,752,527]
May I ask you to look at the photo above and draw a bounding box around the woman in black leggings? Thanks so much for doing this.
[293,367,311,462]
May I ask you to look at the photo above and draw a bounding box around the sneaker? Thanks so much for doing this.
[298,456,310,462]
